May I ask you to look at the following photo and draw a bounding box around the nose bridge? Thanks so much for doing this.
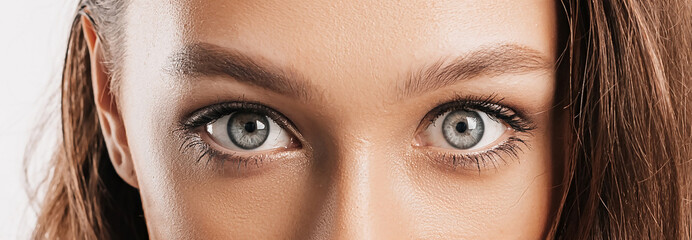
[319,127,409,239]
[330,140,373,238]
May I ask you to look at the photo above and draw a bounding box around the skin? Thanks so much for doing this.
[84,0,559,239]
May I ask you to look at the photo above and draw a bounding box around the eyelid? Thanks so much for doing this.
[420,109,510,151]
[198,128,298,155]
[203,112,295,152]
[413,95,536,171]
[417,95,535,134]
[176,102,306,167]
[181,102,303,140]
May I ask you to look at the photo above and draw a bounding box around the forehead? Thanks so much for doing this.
[123,0,556,99]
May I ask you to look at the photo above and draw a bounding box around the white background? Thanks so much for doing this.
[0,1,78,239]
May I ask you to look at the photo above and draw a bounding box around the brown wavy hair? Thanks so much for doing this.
[27,0,691,239]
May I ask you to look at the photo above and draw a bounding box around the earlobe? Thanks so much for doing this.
[81,15,140,189]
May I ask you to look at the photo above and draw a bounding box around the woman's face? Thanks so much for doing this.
[113,0,559,238]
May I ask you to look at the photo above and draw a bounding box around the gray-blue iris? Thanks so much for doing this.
[442,110,484,149]
[227,112,270,149]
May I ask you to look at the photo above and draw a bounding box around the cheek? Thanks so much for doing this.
[164,163,317,238]
[401,113,554,238]
[119,87,321,238]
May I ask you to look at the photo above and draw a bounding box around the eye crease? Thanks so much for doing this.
[177,95,535,171]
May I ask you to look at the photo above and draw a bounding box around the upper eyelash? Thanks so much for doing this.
[174,102,300,166]
[179,102,298,133]
[416,94,536,171]
[423,94,536,133]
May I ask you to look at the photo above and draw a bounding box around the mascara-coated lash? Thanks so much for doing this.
[175,102,302,167]
[416,94,536,171]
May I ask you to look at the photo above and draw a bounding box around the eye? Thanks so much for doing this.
[418,109,508,150]
[413,96,536,170]
[205,111,293,152]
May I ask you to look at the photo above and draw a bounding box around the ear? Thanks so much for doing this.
[82,15,139,189]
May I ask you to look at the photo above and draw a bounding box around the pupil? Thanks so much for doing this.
[244,121,257,132]
[455,121,468,133]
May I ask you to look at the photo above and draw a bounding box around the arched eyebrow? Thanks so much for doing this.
[399,44,553,99]
[165,42,552,102]
[165,42,314,101]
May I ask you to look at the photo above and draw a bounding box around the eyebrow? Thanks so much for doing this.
[165,43,552,101]
[165,42,313,101]
[399,44,553,98]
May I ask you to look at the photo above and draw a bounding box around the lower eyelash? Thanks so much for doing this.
[422,136,530,173]
[177,130,529,174]
[177,131,215,164]
[176,129,272,170]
